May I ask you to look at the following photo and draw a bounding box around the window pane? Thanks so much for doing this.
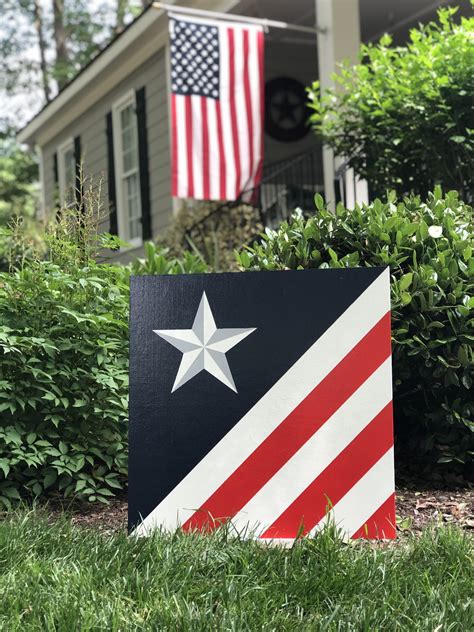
[123,147,137,173]
[117,100,142,242]
[121,105,132,131]
[129,216,141,240]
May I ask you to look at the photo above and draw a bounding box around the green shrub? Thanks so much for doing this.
[237,189,473,471]
[0,213,207,507]
[307,7,474,199]
[0,261,130,507]
[157,199,263,271]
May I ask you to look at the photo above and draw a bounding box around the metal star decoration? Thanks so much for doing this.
[154,291,256,393]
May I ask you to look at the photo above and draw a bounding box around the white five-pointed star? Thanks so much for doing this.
[154,291,256,393]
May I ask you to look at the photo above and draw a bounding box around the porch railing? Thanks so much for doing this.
[185,147,324,244]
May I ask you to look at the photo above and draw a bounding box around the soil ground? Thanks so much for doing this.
[45,485,473,537]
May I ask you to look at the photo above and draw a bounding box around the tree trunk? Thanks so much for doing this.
[53,0,69,90]
[32,0,51,103]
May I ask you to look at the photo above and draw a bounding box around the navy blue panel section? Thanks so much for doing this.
[129,267,385,530]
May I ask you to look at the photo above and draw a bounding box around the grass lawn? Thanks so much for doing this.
[0,510,472,631]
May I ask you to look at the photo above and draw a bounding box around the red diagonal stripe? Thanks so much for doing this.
[352,492,396,540]
[262,402,394,539]
[182,311,391,533]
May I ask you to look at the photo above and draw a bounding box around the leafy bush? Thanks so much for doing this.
[130,241,208,276]
[307,8,474,199]
[237,189,473,471]
[0,208,207,507]
[0,260,129,507]
[158,199,263,271]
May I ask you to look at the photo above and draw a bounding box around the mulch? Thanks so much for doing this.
[45,485,473,537]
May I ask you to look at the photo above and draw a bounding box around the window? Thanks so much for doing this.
[113,92,142,247]
[58,138,76,205]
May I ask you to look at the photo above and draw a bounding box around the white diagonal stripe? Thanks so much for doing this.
[229,358,392,536]
[309,447,395,540]
[133,269,390,535]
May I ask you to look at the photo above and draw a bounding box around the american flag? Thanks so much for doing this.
[169,15,264,201]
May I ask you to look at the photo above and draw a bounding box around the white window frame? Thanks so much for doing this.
[57,137,76,205]
[112,90,143,249]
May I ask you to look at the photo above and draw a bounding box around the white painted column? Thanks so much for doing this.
[315,0,361,208]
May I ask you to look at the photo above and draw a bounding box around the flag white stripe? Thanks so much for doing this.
[309,448,395,540]
[229,358,392,535]
[175,96,188,198]
[207,99,221,200]
[218,25,236,201]
[191,95,203,199]
[234,28,250,193]
[133,269,390,535]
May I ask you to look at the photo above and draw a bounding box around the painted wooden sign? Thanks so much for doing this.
[129,268,396,540]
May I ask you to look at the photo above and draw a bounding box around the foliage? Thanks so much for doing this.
[161,199,264,270]
[237,189,473,470]
[0,196,207,508]
[1,511,473,630]
[130,241,208,276]
[0,135,38,223]
[0,1,145,130]
[0,262,130,507]
[307,7,474,199]
[158,199,263,271]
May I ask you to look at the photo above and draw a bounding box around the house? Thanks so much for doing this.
[17,0,469,260]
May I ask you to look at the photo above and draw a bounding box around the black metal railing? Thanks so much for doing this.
[185,147,324,244]
[259,148,324,227]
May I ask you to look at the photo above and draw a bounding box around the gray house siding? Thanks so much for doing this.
[41,48,171,257]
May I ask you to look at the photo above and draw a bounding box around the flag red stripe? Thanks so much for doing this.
[242,29,253,191]
[262,402,394,539]
[201,97,210,200]
[185,96,194,198]
[182,311,392,533]
[171,94,178,197]
[228,28,241,200]
[215,100,226,200]
[253,29,265,189]
[351,492,396,540]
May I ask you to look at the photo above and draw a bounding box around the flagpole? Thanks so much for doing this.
[152,2,325,35]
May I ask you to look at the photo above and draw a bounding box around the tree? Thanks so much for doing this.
[308,7,474,199]
[0,1,144,129]
[0,1,144,227]
[0,134,38,223]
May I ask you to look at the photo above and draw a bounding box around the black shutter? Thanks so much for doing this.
[106,111,118,236]
[53,151,59,208]
[73,135,82,209]
[135,86,152,240]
